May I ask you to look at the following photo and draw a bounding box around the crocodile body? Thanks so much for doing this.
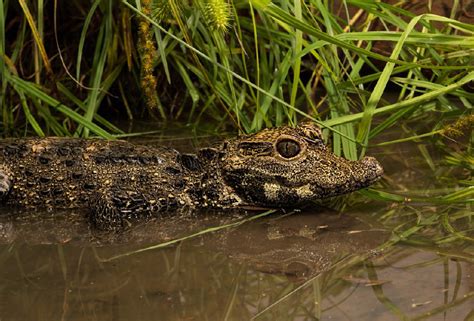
[0,123,383,229]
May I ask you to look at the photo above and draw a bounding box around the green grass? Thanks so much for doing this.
[1,0,472,139]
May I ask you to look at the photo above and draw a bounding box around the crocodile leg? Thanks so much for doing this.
[88,188,165,230]
[0,166,12,201]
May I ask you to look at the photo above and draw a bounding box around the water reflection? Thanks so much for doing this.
[0,234,472,320]
[0,205,472,320]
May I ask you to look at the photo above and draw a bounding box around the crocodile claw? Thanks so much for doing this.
[0,167,12,200]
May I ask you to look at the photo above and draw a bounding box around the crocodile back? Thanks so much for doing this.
[0,137,185,209]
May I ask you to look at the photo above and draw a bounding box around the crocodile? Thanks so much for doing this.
[0,123,383,230]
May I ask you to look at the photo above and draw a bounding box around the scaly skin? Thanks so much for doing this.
[0,123,383,229]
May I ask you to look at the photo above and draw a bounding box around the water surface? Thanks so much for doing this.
[0,124,472,320]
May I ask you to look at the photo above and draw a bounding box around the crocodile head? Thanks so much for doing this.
[220,123,383,207]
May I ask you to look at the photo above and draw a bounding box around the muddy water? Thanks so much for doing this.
[0,124,472,320]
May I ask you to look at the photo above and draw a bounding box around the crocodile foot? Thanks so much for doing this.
[89,188,161,230]
[0,167,12,200]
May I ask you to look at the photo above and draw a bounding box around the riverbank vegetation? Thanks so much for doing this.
[1,1,472,138]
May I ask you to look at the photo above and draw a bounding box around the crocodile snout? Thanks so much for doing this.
[362,156,384,178]
[356,156,384,187]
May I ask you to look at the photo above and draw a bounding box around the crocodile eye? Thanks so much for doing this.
[276,139,301,158]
